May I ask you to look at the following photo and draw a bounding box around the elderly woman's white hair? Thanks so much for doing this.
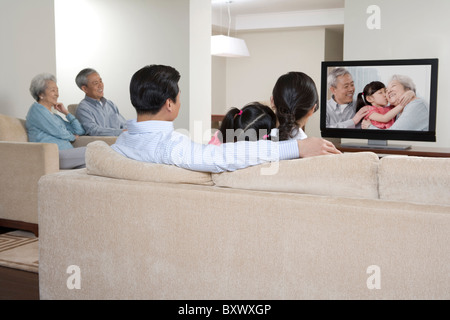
[29,73,57,102]
[389,74,416,93]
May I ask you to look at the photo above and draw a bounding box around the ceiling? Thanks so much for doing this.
[211,0,345,32]
[211,0,345,16]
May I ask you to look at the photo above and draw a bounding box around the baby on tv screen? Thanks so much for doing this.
[320,59,438,144]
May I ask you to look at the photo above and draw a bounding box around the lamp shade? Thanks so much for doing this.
[211,35,250,58]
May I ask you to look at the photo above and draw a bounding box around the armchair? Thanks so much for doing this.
[0,112,117,236]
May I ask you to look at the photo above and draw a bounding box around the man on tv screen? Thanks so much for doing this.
[326,68,369,128]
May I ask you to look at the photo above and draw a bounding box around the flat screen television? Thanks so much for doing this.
[320,58,438,150]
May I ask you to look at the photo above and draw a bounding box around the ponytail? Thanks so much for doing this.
[272,72,318,141]
[355,92,367,113]
[219,107,240,143]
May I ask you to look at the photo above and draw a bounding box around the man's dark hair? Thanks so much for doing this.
[130,65,180,115]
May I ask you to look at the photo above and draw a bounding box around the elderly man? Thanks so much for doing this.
[326,68,369,128]
[75,68,127,136]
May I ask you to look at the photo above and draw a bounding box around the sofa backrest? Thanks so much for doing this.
[212,152,380,200]
[84,140,450,207]
[86,141,380,199]
[378,155,450,206]
[0,113,28,142]
[85,140,214,186]
[68,104,78,116]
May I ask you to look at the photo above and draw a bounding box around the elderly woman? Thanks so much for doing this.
[364,74,429,131]
[26,73,86,169]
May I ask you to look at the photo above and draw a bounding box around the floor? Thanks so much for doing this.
[0,227,39,300]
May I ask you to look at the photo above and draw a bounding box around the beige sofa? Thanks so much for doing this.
[38,141,450,299]
[0,113,117,236]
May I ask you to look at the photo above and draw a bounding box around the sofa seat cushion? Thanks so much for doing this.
[86,141,213,186]
[212,152,380,199]
[379,156,450,206]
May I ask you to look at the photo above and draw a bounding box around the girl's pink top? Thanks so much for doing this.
[365,105,395,129]
[208,130,221,146]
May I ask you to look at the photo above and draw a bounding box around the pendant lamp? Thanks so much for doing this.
[211,1,250,58]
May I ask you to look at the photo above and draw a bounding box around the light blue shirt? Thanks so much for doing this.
[26,102,85,150]
[326,97,357,128]
[76,96,127,136]
[111,120,300,173]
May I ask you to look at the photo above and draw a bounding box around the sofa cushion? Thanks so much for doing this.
[212,152,380,199]
[0,113,28,142]
[86,141,213,186]
[379,156,450,206]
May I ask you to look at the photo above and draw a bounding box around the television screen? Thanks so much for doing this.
[320,58,438,149]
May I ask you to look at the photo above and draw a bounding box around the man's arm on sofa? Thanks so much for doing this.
[297,137,341,157]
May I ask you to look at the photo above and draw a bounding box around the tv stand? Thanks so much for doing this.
[340,140,411,151]
[337,143,450,158]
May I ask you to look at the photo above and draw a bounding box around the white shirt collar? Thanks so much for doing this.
[127,119,174,134]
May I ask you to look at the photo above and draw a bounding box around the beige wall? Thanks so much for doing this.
[213,27,341,139]
[325,28,344,62]
[0,0,56,119]
[344,0,450,148]
[212,56,227,115]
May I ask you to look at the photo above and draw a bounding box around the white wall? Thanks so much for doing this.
[216,27,329,139]
[344,0,450,148]
[54,0,191,130]
[189,0,211,142]
[1,0,211,135]
[0,0,56,119]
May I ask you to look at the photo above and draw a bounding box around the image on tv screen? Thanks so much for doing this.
[324,62,435,132]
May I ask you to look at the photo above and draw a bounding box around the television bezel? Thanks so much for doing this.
[320,58,438,143]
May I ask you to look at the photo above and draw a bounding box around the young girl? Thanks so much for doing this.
[271,72,319,141]
[356,81,406,129]
[209,102,277,145]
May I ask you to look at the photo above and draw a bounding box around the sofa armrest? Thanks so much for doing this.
[0,141,59,224]
[71,135,117,147]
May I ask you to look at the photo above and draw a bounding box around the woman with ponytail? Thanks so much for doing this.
[208,71,340,157]
[271,72,319,141]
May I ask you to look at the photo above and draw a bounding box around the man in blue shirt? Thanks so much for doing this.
[111,65,340,173]
[326,68,369,129]
[75,68,127,136]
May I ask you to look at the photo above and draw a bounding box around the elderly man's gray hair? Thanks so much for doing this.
[75,68,98,89]
[29,73,57,102]
[389,74,416,93]
[327,67,351,89]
